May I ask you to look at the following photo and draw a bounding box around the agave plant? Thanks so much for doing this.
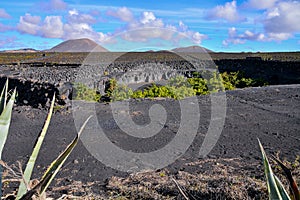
[15,94,92,199]
[258,139,300,200]
[0,79,16,198]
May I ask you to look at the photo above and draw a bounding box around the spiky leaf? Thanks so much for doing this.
[19,116,92,200]
[16,95,55,199]
[274,174,292,200]
[0,79,8,114]
[258,138,291,200]
[272,156,300,200]
[0,88,16,160]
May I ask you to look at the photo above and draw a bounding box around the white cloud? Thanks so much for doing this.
[118,11,207,44]
[246,0,278,9]
[69,9,78,16]
[0,8,10,18]
[17,14,41,35]
[107,7,133,22]
[222,1,300,46]
[140,11,156,24]
[222,26,293,46]
[266,32,292,41]
[190,32,207,44]
[41,16,64,38]
[16,8,207,46]
[263,1,300,34]
[222,27,246,46]
[178,21,188,32]
[62,10,111,43]
[206,1,246,22]
[67,9,96,24]
[16,11,111,44]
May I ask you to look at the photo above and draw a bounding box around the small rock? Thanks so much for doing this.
[73,159,79,164]
[23,99,28,104]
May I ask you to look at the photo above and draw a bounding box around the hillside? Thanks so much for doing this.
[1,48,39,53]
[172,45,213,53]
[47,38,108,52]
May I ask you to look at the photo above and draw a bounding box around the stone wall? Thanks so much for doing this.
[0,59,299,107]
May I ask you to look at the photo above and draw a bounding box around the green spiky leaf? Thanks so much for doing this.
[0,87,16,160]
[0,79,9,114]
[16,94,55,199]
[258,138,291,200]
[19,115,92,200]
[272,156,300,200]
[0,80,15,199]
[274,174,292,200]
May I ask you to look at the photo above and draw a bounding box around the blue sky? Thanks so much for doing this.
[0,0,299,52]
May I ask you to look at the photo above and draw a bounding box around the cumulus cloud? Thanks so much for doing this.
[222,26,293,46]
[106,8,207,44]
[222,1,300,46]
[16,7,207,45]
[178,21,188,32]
[222,27,246,46]
[245,0,278,9]
[263,1,300,34]
[62,9,111,42]
[120,11,172,42]
[118,10,207,44]
[17,14,41,35]
[107,7,133,22]
[67,9,96,24]
[0,8,11,18]
[140,12,156,24]
[266,32,292,41]
[41,0,67,11]
[16,11,111,44]
[206,1,246,22]
[41,16,64,38]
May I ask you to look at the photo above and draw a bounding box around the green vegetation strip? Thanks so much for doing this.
[74,71,268,102]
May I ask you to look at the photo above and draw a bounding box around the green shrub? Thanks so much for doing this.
[105,78,117,97]
[187,77,209,95]
[110,84,133,102]
[104,71,267,102]
[167,85,195,99]
[73,82,101,102]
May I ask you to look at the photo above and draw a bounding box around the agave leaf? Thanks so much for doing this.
[273,174,292,200]
[0,79,8,114]
[272,156,300,200]
[16,95,55,199]
[258,138,286,200]
[19,116,92,200]
[0,88,16,160]
[0,82,15,198]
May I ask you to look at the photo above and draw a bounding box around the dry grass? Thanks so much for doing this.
[2,157,299,199]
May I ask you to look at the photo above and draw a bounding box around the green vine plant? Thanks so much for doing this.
[72,70,268,102]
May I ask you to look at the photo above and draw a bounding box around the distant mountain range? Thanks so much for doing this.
[1,38,213,53]
[1,48,39,53]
